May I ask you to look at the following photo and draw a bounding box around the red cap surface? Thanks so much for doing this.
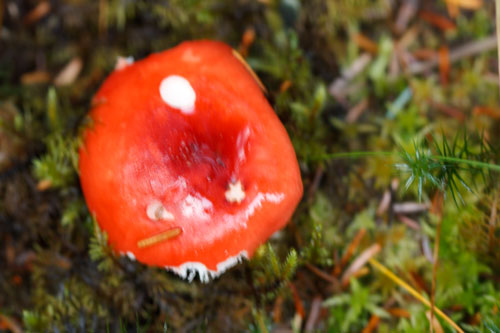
[79,40,303,282]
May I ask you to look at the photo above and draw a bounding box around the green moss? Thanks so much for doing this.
[1,0,500,331]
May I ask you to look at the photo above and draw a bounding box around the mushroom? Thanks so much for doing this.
[79,40,303,282]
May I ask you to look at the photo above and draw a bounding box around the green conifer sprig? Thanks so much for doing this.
[318,131,500,204]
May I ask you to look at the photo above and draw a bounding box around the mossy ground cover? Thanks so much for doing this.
[1,0,500,332]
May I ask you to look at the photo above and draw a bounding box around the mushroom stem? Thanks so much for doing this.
[137,227,182,248]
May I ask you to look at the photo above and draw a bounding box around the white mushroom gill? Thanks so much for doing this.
[159,75,196,114]
[243,192,284,221]
[166,250,248,283]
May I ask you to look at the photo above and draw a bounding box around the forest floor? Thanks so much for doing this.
[1,0,500,332]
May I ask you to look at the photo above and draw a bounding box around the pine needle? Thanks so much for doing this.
[317,131,500,204]
[496,0,500,95]
[369,258,464,333]
[137,228,182,248]
[488,192,498,251]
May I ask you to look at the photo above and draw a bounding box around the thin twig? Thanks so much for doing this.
[377,188,392,216]
[341,244,381,286]
[0,0,4,31]
[409,36,497,74]
[304,296,323,332]
[98,0,108,36]
[394,0,419,34]
[346,98,369,124]
[305,263,339,286]
[272,295,284,323]
[393,202,429,214]
[329,53,372,102]
[444,0,482,9]
[398,214,421,230]
[317,151,500,172]
[334,228,366,276]
[362,315,380,333]
[288,281,305,318]
[430,192,444,333]
[488,192,498,251]
[0,313,22,333]
[426,310,444,333]
[496,0,500,94]
[319,151,394,159]
[23,1,50,25]
[369,258,464,333]
[307,165,324,202]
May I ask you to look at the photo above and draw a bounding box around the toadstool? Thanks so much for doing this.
[79,40,303,282]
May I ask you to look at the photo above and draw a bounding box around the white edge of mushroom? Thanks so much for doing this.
[165,250,248,283]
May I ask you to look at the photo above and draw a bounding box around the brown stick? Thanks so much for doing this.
[362,315,380,333]
[341,243,381,286]
[333,228,366,276]
[306,263,339,286]
[409,36,497,74]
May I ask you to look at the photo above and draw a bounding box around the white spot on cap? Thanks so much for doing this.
[225,180,246,204]
[147,200,174,221]
[166,251,248,283]
[159,75,196,114]
[181,194,213,219]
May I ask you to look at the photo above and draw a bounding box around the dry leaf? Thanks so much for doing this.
[54,57,83,86]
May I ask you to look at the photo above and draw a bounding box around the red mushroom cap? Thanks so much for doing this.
[79,40,303,282]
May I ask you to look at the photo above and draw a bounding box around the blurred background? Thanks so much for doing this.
[1,0,500,332]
